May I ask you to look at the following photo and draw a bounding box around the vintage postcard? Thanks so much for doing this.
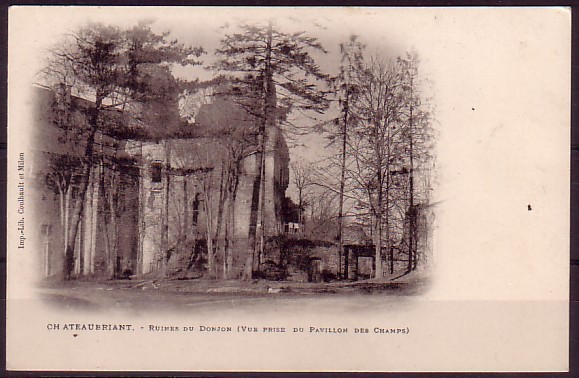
[6,6,570,372]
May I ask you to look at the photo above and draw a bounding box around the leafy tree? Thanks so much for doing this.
[41,22,203,279]
[214,21,330,279]
[281,196,301,224]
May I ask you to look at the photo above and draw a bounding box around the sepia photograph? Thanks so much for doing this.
[6,6,570,372]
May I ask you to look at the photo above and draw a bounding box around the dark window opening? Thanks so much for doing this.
[151,162,162,183]
[192,193,200,226]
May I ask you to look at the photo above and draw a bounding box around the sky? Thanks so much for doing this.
[9,6,571,301]
[14,7,423,201]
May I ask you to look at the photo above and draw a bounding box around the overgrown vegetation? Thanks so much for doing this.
[38,21,434,282]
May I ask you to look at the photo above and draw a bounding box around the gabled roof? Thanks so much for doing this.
[342,224,372,246]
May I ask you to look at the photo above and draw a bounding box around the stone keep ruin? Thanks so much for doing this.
[31,85,289,280]
[30,83,433,283]
[28,22,435,285]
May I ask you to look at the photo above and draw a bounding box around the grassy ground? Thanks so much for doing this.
[36,269,430,313]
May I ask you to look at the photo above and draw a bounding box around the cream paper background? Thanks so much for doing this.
[6,6,570,372]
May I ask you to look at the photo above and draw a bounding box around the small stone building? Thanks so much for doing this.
[341,224,375,279]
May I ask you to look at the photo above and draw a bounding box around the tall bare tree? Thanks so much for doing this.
[193,91,260,278]
[398,52,434,272]
[347,56,407,278]
[331,35,365,277]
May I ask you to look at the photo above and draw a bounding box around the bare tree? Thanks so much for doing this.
[185,91,260,279]
[290,159,313,225]
[330,35,365,277]
[398,52,435,272]
[346,55,407,278]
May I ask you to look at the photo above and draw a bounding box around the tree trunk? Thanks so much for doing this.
[225,196,235,279]
[389,245,394,274]
[63,100,101,280]
[297,188,303,225]
[100,163,118,279]
[384,120,392,276]
[222,194,230,279]
[203,184,214,278]
[257,22,275,273]
[338,90,349,279]
[137,151,146,275]
[57,182,66,261]
[82,164,100,276]
[183,175,189,240]
[245,153,262,280]
[214,162,227,277]
[407,86,415,274]
[90,165,100,275]
[64,166,90,279]
[160,141,171,277]
[108,173,119,279]
[225,163,239,279]
[82,169,93,276]
[103,221,111,278]
[245,22,275,280]
[374,130,384,279]
[374,197,383,279]
[63,186,70,267]
[57,183,64,230]
[384,144,391,277]
[258,132,267,271]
